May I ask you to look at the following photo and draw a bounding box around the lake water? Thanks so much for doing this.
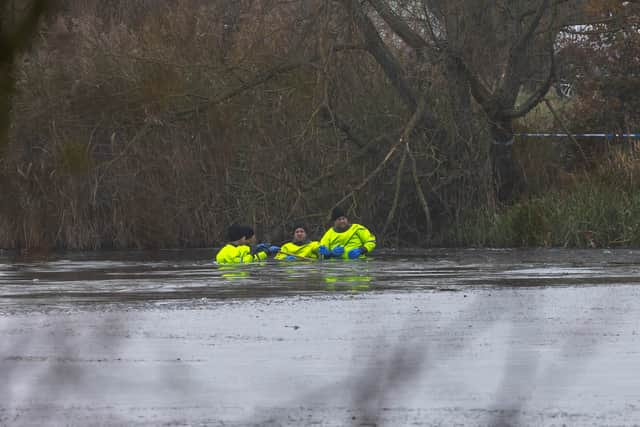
[2,248,640,426]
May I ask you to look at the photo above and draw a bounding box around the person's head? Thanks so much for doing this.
[292,225,308,243]
[227,224,255,244]
[331,207,349,231]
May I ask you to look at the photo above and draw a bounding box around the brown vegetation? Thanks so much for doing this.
[0,0,638,250]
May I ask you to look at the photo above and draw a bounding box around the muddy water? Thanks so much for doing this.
[1,248,640,426]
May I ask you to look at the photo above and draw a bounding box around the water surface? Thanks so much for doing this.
[2,248,640,308]
[2,248,640,426]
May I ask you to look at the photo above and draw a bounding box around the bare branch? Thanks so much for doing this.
[382,147,407,237]
[407,142,432,237]
[542,98,589,165]
[501,0,551,97]
[303,130,397,191]
[368,0,430,51]
[519,0,570,22]
[175,60,310,118]
[449,53,492,107]
[339,0,418,111]
[331,95,427,210]
[504,39,555,119]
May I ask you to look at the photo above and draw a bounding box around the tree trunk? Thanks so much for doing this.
[489,118,521,202]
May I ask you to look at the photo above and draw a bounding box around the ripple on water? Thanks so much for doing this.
[2,248,640,310]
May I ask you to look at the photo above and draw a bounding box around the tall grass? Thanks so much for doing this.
[3,1,421,249]
[456,144,640,248]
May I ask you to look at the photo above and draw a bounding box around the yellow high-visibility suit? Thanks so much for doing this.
[215,244,267,264]
[320,224,376,259]
[274,241,320,260]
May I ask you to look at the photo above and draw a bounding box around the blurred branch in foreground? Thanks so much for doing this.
[0,0,49,158]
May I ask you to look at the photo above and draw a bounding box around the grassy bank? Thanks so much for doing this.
[456,147,640,248]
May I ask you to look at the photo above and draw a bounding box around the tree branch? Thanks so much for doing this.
[504,39,555,119]
[303,130,397,191]
[501,0,551,98]
[331,95,427,210]
[367,0,430,51]
[340,0,418,111]
[382,146,407,237]
[407,141,432,237]
[449,53,492,107]
[542,98,589,165]
[174,60,310,118]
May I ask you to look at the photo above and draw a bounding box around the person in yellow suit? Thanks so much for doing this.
[216,224,280,264]
[319,207,376,259]
[275,224,320,261]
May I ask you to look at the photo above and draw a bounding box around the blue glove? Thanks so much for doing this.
[318,245,331,257]
[285,255,296,261]
[256,243,279,254]
[331,246,345,257]
[348,247,367,259]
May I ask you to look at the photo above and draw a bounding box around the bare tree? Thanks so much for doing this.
[337,0,573,201]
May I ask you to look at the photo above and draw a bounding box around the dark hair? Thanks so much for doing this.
[292,224,307,232]
[227,224,254,241]
[331,207,346,221]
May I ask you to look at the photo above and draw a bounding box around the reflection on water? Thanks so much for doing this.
[2,248,640,309]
